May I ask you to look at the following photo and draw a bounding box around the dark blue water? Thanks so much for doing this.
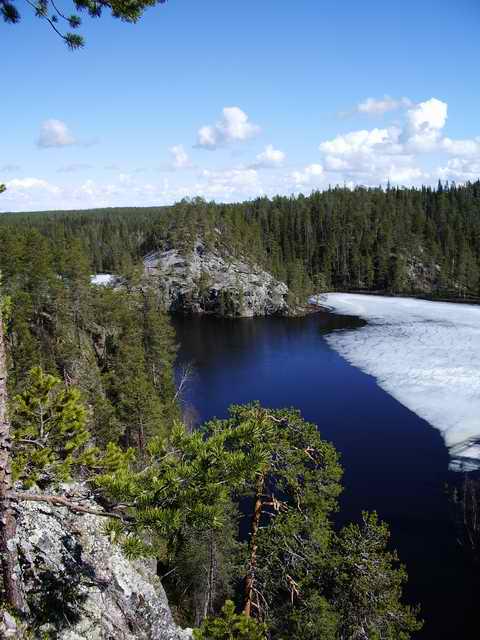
[173,311,477,639]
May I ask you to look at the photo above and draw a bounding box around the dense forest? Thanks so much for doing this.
[1,181,479,637]
[2,180,479,302]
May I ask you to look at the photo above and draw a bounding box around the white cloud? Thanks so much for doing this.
[436,157,480,182]
[252,144,286,168]
[319,127,400,156]
[317,98,458,185]
[291,163,324,186]
[169,144,192,169]
[2,177,62,209]
[404,98,448,151]
[318,127,408,183]
[196,107,261,149]
[324,156,349,171]
[386,166,426,184]
[356,95,412,115]
[442,137,480,157]
[196,168,261,198]
[37,119,76,148]
[6,177,60,193]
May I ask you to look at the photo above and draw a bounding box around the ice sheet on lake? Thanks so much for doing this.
[310,293,480,471]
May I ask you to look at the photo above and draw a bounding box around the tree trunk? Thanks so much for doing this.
[0,306,28,612]
[243,472,265,618]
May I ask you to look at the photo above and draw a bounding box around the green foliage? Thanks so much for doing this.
[193,601,267,640]
[93,403,420,637]
[0,293,12,325]
[332,512,423,639]
[1,0,168,49]
[0,222,179,456]
[2,181,478,300]
[11,366,95,485]
[95,418,269,557]
[165,501,245,626]
[225,404,342,635]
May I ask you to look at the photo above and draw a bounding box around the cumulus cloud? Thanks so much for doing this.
[442,137,480,157]
[251,144,286,168]
[404,98,448,151]
[320,127,401,157]
[386,166,426,184]
[37,119,76,148]
[169,144,192,169]
[317,98,463,185]
[196,107,261,149]
[436,157,480,182]
[196,168,261,198]
[356,95,412,115]
[291,164,324,186]
[318,127,410,183]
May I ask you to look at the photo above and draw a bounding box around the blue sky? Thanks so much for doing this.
[2,0,480,211]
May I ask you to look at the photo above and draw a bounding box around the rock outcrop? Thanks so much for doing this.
[144,241,290,317]
[405,252,442,292]
[6,485,191,640]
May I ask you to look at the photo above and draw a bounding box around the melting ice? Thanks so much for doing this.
[311,293,480,471]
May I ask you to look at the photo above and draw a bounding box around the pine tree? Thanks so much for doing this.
[95,418,270,560]
[1,0,168,49]
[193,600,267,640]
[333,512,423,639]
[11,366,94,485]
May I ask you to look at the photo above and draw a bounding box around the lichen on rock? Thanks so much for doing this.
[9,484,191,640]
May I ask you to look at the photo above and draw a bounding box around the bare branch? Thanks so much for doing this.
[173,362,195,402]
[7,491,128,521]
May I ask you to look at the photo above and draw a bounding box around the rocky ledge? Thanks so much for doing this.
[1,485,191,640]
[143,241,290,317]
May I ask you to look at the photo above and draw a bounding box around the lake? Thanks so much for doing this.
[173,310,478,639]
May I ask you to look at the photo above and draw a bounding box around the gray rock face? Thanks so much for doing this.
[144,241,290,317]
[13,486,191,640]
[406,253,441,292]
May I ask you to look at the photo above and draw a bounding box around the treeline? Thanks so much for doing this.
[2,181,480,300]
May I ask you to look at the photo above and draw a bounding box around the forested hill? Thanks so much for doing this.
[1,181,480,299]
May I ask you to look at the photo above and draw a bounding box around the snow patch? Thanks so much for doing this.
[90,274,116,286]
[311,293,480,471]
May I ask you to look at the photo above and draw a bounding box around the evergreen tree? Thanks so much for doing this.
[1,0,168,49]
[333,512,422,639]
[11,366,94,486]
[193,600,267,640]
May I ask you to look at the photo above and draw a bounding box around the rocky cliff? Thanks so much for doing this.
[1,485,191,640]
[143,241,290,317]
